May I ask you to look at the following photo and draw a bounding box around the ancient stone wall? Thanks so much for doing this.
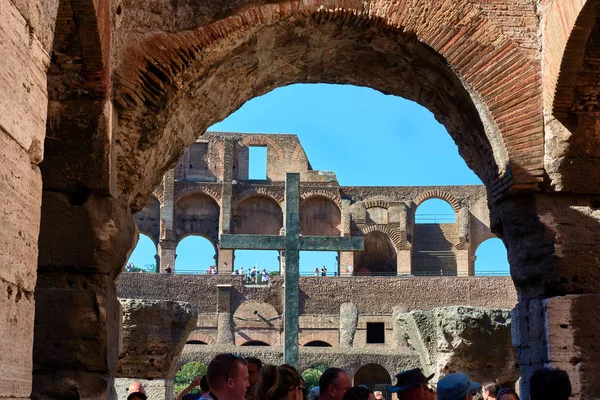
[0,0,53,396]
[116,274,516,315]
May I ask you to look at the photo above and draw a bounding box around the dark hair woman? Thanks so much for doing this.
[253,364,307,400]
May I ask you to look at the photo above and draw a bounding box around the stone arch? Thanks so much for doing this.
[360,225,406,250]
[235,331,279,346]
[353,364,392,389]
[301,190,342,208]
[174,193,220,243]
[354,231,397,276]
[304,340,333,347]
[135,195,161,245]
[240,340,270,346]
[152,186,164,204]
[300,196,341,236]
[233,195,284,235]
[290,142,307,161]
[362,199,390,210]
[186,331,216,346]
[473,237,509,276]
[112,0,547,211]
[299,332,338,348]
[175,186,222,206]
[545,0,600,193]
[413,191,461,213]
[548,0,594,124]
[234,187,285,206]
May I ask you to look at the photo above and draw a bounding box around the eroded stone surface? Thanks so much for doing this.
[396,306,519,383]
[117,299,198,379]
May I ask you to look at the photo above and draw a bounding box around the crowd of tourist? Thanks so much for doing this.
[125,354,573,400]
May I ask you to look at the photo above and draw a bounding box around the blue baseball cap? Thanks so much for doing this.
[437,373,480,400]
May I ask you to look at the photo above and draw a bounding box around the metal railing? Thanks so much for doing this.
[414,213,456,223]
[123,270,510,277]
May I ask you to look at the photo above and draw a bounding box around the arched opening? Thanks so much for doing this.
[174,193,220,243]
[300,197,341,236]
[135,195,160,245]
[175,362,208,396]
[354,231,397,276]
[413,199,457,275]
[353,364,392,396]
[475,238,509,276]
[300,251,338,276]
[185,340,207,345]
[241,340,270,346]
[233,195,283,234]
[176,236,217,274]
[302,365,329,392]
[233,250,279,282]
[126,234,158,272]
[304,340,333,347]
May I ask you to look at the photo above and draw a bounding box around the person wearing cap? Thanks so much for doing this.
[436,373,480,400]
[387,368,434,400]
[127,382,147,400]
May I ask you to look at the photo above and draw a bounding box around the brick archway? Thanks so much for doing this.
[299,332,338,348]
[186,331,216,346]
[113,1,546,211]
[413,190,462,213]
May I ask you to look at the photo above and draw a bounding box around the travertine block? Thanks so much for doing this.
[33,273,121,371]
[0,0,50,155]
[0,132,42,291]
[0,281,34,399]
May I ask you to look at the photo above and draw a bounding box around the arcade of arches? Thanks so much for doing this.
[2,0,600,398]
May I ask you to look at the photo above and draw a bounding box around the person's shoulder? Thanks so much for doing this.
[182,394,203,400]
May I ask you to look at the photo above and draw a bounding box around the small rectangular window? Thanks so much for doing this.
[366,322,385,344]
[249,146,267,180]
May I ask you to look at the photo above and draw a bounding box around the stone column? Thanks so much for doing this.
[159,169,176,273]
[219,138,235,274]
[455,249,470,276]
[218,249,234,274]
[34,193,136,399]
[456,207,471,276]
[339,199,355,275]
[339,303,358,347]
[396,249,412,275]
[493,194,600,400]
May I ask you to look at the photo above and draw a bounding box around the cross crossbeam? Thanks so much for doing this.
[219,173,364,366]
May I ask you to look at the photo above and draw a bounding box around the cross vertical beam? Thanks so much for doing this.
[283,173,300,366]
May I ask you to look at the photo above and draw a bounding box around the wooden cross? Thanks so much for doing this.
[220,173,364,366]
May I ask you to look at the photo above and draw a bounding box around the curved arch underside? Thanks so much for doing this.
[354,231,397,275]
[353,363,392,387]
[174,193,220,243]
[113,2,544,210]
[300,197,341,236]
[233,195,283,234]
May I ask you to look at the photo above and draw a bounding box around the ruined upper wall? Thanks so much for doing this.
[173,132,313,183]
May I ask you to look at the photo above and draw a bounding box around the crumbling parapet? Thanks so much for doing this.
[340,303,358,347]
[396,306,518,384]
[117,299,198,379]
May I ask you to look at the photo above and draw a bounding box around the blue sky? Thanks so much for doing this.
[128,83,509,275]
